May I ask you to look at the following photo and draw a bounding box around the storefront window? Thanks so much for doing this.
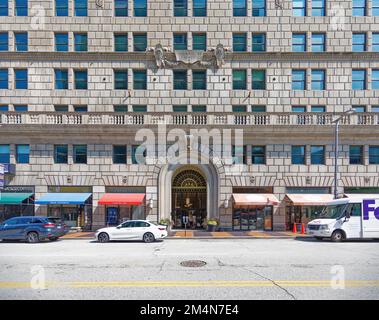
[233,206,272,231]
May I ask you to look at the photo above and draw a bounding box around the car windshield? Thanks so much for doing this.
[319,204,347,219]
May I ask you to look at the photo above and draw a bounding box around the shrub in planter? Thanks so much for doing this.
[207,218,218,232]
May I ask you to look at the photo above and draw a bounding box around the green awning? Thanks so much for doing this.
[0,193,33,204]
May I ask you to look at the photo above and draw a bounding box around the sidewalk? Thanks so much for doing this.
[62,230,311,240]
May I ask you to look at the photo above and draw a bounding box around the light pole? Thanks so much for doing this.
[332,109,356,199]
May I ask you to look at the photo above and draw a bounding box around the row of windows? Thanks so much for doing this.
[2,68,379,91]
[1,144,379,165]
[1,1,378,18]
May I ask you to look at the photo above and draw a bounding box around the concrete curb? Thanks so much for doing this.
[61,236,312,240]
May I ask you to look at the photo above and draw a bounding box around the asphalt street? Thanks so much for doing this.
[0,238,378,300]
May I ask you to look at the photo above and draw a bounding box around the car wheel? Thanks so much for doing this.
[98,232,110,243]
[143,232,155,243]
[49,237,58,241]
[331,230,344,242]
[26,232,40,243]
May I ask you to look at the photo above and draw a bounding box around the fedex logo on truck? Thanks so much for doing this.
[363,200,379,220]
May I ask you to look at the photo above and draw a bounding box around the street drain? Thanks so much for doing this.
[180,260,207,268]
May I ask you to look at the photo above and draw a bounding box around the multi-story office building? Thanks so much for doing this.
[0,0,379,231]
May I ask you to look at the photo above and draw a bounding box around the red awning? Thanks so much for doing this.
[232,193,279,206]
[98,193,145,205]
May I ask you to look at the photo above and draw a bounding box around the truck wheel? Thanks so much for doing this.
[331,230,344,242]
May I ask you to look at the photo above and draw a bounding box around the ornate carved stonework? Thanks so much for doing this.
[150,43,226,69]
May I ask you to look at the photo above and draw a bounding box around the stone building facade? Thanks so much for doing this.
[0,0,379,231]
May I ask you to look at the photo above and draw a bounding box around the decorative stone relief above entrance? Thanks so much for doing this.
[150,43,226,69]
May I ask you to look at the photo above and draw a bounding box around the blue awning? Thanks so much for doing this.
[35,193,92,205]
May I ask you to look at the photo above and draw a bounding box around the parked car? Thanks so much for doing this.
[47,217,70,237]
[95,220,168,243]
[0,216,64,243]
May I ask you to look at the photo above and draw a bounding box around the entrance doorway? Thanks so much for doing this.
[171,169,207,229]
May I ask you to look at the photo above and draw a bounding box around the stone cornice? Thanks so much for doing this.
[1,52,379,63]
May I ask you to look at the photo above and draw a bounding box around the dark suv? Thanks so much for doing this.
[0,216,65,243]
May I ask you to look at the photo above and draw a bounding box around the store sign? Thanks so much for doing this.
[1,186,35,193]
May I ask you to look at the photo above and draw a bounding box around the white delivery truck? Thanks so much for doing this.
[307,195,379,242]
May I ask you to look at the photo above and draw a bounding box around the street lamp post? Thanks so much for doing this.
[332,109,356,199]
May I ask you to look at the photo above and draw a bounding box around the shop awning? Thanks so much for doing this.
[285,194,334,206]
[98,193,146,205]
[0,193,33,204]
[35,193,92,205]
[232,193,279,206]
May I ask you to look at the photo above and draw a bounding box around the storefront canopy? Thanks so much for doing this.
[285,194,334,206]
[0,193,33,204]
[98,193,146,206]
[232,193,279,206]
[35,193,92,205]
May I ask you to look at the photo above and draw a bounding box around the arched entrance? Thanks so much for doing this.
[171,168,207,229]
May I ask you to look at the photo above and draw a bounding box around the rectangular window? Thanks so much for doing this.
[311,69,325,90]
[54,105,68,112]
[233,105,247,112]
[251,146,266,164]
[292,69,306,90]
[233,70,247,90]
[192,70,206,90]
[233,0,247,16]
[114,105,128,112]
[174,0,187,16]
[133,70,147,89]
[73,145,87,164]
[352,69,366,90]
[311,105,325,112]
[0,105,8,111]
[0,32,8,51]
[292,105,306,112]
[352,105,366,113]
[372,106,379,112]
[252,69,265,90]
[133,33,147,51]
[15,69,27,89]
[54,145,68,164]
[115,0,128,16]
[252,33,265,52]
[55,33,68,51]
[311,145,325,164]
[312,33,325,52]
[0,68,8,89]
[55,69,68,89]
[132,105,147,112]
[369,146,379,164]
[312,0,325,16]
[292,33,306,52]
[292,146,306,164]
[349,145,364,164]
[372,69,379,90]
[14,32,27,51]
[233,33,247,52]
[373,0,379,15]
[74,33,88,51]
[132,145,146,164]
[16,144,29,164]
[14,105,28,112]
[173,33,187,50]
[114,70,128,89]
[192,105,206,112]
[232,145,247,164]
[293,0,306,16]
[193,0,206,16]
[74,105,87,112]
[193,33,206,51]
[173,70,187,90]
[0,145,10,163]
[74,0,87,16]
[0,0,8,16]
[74,70,87,90]
[252,0,265,16]
[134,0,147,16]
[251,105,266,112]
[352,0,366,16]
[15,0,27,16]
[55,0,68,16]
[173,105,187,112]
[373,33,379,51]
[352,33,366,52]
[113,145,127,164]
[114,33,128,51]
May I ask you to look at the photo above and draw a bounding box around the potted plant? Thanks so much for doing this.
[207,218,218,232]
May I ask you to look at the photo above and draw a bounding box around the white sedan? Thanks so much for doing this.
[95,220,168,243]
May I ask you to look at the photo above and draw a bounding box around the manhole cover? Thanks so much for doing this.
[180,260,207,268]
